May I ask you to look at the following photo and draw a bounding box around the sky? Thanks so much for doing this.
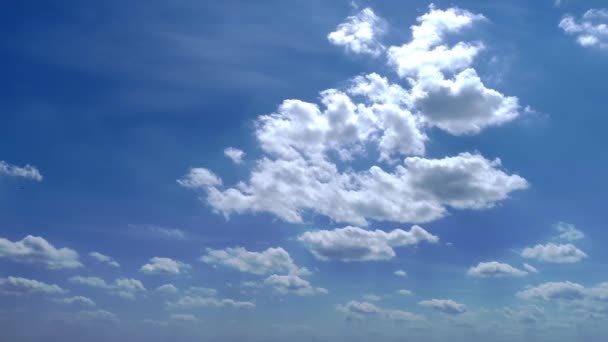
[2,0,608,341]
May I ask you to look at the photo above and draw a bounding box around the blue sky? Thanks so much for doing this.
[2,0,608,341]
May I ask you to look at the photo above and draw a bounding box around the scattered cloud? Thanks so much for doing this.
[521,243,587,263]
[337,300,421,322]
[517,281,586,301]
[328,8,386,56]
[0,160,43,181]
[156,284,178,295]
[397,289,413,296]
[0,276,66,296]
[0,235,81,269]
[263,274,328,296]
[298,225,438,261]
[419,299,466,314]
[69,276,146,299]
[140,257,191,275]
[177,168,222,188]
[560,9,608,49]
[224,147,246,164]
[54,296,96,307]
[167,294,254,310]
[200,246,309,275]
[523,263,539,274]
[89,252,120,267]
[363,294,382,301]
[554,222,584,241]
[128,224,186,240]
[467,261,528,277]
[75,310,118,323]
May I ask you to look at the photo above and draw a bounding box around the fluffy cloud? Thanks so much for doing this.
[156,284,178,295]
[554,222,585,241]
[467,261,528,278]
[89,252,120,267]
[517,281,586,301]
[140,257,191,275]
[418,299,466,314]
[0,160,43,181]
[55,296,96,307]
[177,168,222,188]
[200,246,308,275]
[337,301,421,322]
[167,294,254,310]
[397,289,413,296]
[394,270,407,277]
[559,9,608,49]
[263,274,328,296]
[328,8,386,56]
[69,276,146,299]
[0,235,81,269]
[521,243,588,263]
[298,225,438,261]
[0,276,66,296]
[224,147,246,164]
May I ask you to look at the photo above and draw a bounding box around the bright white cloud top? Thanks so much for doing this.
[521,243,588,263]
[0,276,66,296]
[328,8,386,56]
[224,147,245,164]
[89,252,120,267]
[0,235,82,269]
[200,246,309,276]
[0,160,43,181]
[69,276,146,299]
[418,299,466,314]
[560,9,608,49]
[467,261,529,278]
[140,257,191,275]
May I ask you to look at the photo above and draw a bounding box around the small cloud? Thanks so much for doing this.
[224,147,246,164]
[394,270,407,277]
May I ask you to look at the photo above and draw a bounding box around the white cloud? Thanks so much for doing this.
[263,274,328,296]
[397,289,413,296]
[517,281,586,301]
[363,294,381,301]
[467,261,528,278]
[156,284,178,295]
[0,235,81,269]
[419,299,466,314]
[554,222,584,241]
[128,224,186,240]
[521,243,587,263]
[224,147,246,164]
[0,160,43,181]
[89,252,120,267]
[69,276,146,299]
[328,8,386,56]
[0,276,66,296]
[560,9,608,49]
[167,295,255,310]
[523,263,539,274]
[298,225,438,261]
[177,168,222,188]
[140,257,191,275]
[200,246,308,275]
[394,270,407,277]
[55,296,96,307]
[337,300,421,322]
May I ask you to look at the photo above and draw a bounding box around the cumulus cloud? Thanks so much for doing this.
[140,257,191,275]
[0,276,66,296]
[0,160,43,181]
[554,222,585,241]
[263,274,328,296]
[179,5,528,230]
[89,252,120,267]
[397,289,413,296]
[69,276,146,299]
[298,225,438,261]
[167,294,254,310]
[156,284,178,295]
[467,261,528,278]
[55,296,96,307]
[0,235,81,269]
[394,270,407,277]
[328,8,386,56]
[337,301,421,322]
[418,299,466,314]
[521,243,588,263]
[522,263,539,274]
[517,281,586,301]
[559,9,608,49]
[200,246,308,275]
[224,147,246,164]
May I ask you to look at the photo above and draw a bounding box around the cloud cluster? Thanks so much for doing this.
[0,235,81,269]
[560,9,608,49]
[418,299,466,314]
[521,243,587,263]
[89,252,120,267]
[140,257,191,275]
[298,225,438,261]
[69,276,146,299]
[337,300,421,322]
[0,276,66,296]
[467,261,529,278]
[0,160,43,181]
[178,6,527,228]
[328,8,386,56]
